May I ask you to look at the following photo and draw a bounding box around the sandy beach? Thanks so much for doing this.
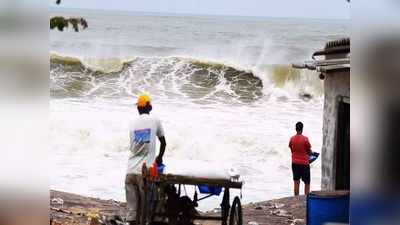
[50,190,306,225]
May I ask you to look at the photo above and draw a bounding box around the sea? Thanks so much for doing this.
[50,8,349,210]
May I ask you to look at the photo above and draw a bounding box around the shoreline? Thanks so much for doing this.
[50,190,306,225]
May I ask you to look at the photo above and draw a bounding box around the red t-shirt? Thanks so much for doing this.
[289,134,311,165]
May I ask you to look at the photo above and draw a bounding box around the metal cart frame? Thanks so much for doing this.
[140,166,243,225]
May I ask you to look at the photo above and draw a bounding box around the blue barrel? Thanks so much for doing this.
[307,191,349,225]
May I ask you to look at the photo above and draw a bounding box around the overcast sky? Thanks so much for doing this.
[55,0,350,19]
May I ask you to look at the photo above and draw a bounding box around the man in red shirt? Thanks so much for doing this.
[289,122,312,196]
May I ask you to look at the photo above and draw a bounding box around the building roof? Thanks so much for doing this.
[313,38,350,59]
[325,38,350,49]
[292,58,350,72]
[317,63,350,73]
[292,38,350,76]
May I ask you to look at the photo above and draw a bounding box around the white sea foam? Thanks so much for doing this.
[50,97,323,210]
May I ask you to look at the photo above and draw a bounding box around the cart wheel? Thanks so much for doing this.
[229,197,242,225]
[221,188,230,225]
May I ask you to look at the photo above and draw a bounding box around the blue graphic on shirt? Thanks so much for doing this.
[134,129,151,143]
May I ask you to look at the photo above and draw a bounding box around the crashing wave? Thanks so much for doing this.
[258,64,323,100]
[50,52,135,74]
[50,54,264,102]
[50,53,322,102]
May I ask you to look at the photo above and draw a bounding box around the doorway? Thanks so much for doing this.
[335,97,350,190]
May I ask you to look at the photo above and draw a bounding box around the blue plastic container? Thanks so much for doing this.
[198,185,223,196]
[309,152,320,164]
[157,163,165,174]
[307,191,349,225]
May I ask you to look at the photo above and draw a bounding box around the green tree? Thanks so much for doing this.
[50,0,88,32]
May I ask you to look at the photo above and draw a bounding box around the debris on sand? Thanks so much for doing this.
[272,203,285,209]
[289,218,305,225]
[51,198,64,207]
[50,190,306,225]
[248,221,259,225]
[272,209,293,219]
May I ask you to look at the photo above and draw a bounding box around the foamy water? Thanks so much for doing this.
[50,8,348,209]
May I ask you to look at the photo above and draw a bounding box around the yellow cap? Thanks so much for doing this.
[137,94,151,107]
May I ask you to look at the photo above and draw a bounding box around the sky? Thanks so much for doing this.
[53,0,350,20]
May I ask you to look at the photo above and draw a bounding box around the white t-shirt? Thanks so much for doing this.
[127,114,165,174]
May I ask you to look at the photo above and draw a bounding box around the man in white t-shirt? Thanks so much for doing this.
[125,94,166,225]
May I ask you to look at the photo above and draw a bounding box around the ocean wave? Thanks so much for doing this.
[50,53,322,102]
[50,52,135,74]
[50,53,264,102]
[259,64,323,100]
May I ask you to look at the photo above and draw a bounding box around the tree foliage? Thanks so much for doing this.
[50,17,88,32]
[50,0,88,32]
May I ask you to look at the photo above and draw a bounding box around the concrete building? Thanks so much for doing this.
[293,38,350,191]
